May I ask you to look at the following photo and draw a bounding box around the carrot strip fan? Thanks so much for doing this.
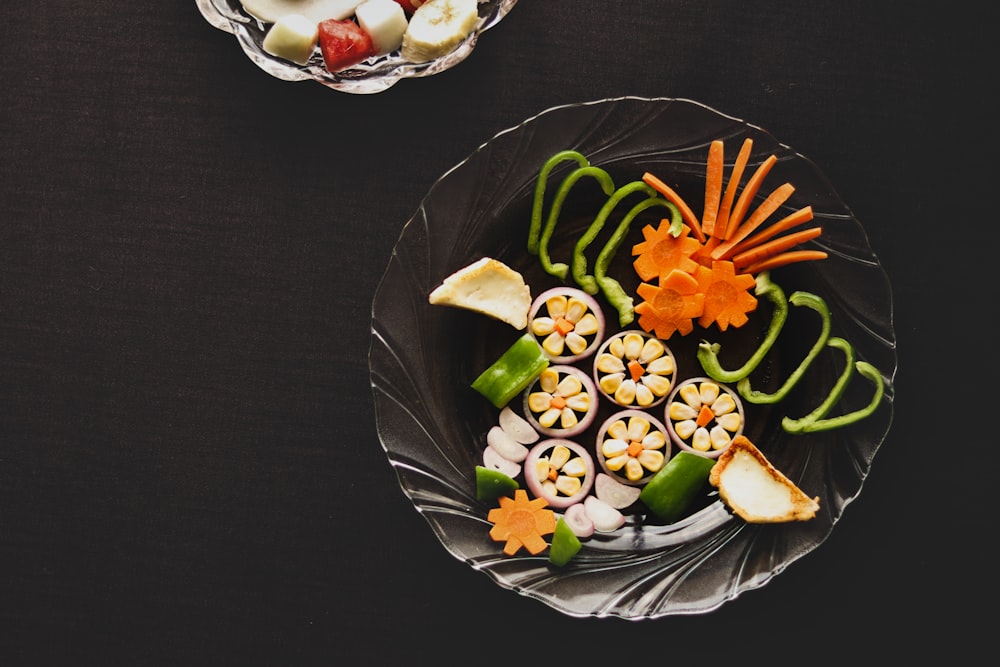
[714,137,753,240]
[743,250,829,274]
[724,154,777,239]
[642,172,706,243]
[701,140,724,237]
[725,205,814,258]
[712,182,796,260]
[732,227,823,269]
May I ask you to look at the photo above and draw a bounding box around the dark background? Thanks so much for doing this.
[0,1,991,663]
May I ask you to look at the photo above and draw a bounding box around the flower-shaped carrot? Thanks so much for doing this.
[487,489,557,556]
[634,268,707,339]
[632,220,702,282]
[696,261,758,331]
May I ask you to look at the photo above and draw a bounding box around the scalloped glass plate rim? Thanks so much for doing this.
[195,0,518,94]
[368,96,897,619]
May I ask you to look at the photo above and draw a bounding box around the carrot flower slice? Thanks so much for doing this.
[632,220,702,282]
[634,268,707,339]
[697,261,758,331]
[487,489,557,556]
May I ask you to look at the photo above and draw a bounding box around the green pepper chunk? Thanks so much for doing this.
[471,334,550,409]
[475,465,520,502]
[737,290,832,405]
[783,361,885,433]
[548,517,582,567]
[537,166,616,281]
[639,452,717,523]
[528,150,591,255]
[697,271,788,383]
[781,337,855,433]
[593,196,678,327]
[571,181,659,295]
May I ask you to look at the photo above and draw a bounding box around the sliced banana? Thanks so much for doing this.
[401,0,480,63]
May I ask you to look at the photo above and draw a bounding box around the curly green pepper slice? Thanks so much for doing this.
[737,290,831,405]
[537,166,616,281]
[593,196,678,327]
[782,361,885,433]
[781,336,855,433]
[571,181,659,295]
[697,271,788,383]
[527,150,591,255]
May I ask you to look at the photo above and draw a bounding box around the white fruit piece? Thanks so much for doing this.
[355,0,409,54]
[427,257,532,330]
[240,0,363,23]
[262,14,319,65]
[401,0,480,63]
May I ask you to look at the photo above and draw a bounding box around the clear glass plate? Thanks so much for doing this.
[196,0,517,94]
[368,97,897,618]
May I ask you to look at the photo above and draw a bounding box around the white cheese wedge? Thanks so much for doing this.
[709,435,820,523]
[428,257,531,330]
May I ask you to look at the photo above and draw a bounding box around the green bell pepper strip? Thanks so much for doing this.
[782,360,885,433]
[537,166,616,281]
[697,271,788,383]
[594,196,678,327]
[527,150,591,255]
[737,290,832,405]
[475,465,519,502]
[471,334,550,409]
[781,336,855,433]
[548,517,582,567]
[570,181,659,295]
[639,451,717,523]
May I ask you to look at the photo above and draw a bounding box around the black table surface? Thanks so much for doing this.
[1,1,991,663]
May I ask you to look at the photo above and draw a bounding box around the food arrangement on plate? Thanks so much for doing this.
[196,0,515,93]
[369,97,896,618]
[429,139,884,566]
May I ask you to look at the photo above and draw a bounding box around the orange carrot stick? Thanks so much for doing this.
[712,182,795,260]
[642,172,706,243]
[724,154,777,240]
[732,227,823,269]
[696,405,715,427]
[726,205,814,258]
[701,140,724,238]
[714,137,753,240]
[743,250,828,274]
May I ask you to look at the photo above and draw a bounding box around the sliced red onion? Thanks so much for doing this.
[482,445,521,479]
[592,329,676,409]
[498,406,539,445]
[486,425,530,462]
[594,409,672,486]
[664,377,745,460]
[563,502,595,538]
[523,438,595,509]
[527,287,606,363]
[522,364,599,438]
[584,495,626,532]
[594,472,642,509]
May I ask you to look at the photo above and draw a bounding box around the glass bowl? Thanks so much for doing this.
[369,97,897,618]
[196,0,517,94]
